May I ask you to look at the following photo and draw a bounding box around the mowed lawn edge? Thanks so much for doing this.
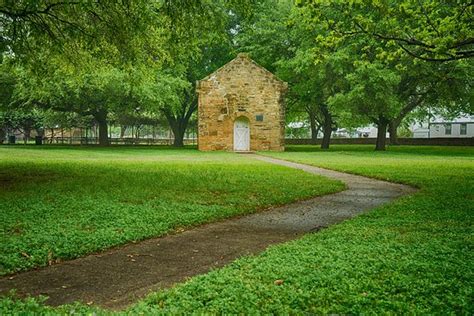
[0,146,344,276]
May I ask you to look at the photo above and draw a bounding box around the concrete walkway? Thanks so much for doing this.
[0,155,415,310]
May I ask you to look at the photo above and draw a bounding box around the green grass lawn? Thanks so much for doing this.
[127,145,473,314]
[1,145,473,314]
[0,146,343,276]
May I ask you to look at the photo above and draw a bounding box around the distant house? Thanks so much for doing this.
[196,53,287,151]
[412,116,474,138]
[348,116,474,139]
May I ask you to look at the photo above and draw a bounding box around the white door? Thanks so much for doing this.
[234,118,250,151]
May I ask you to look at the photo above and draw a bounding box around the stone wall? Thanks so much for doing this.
[196,53,287,151]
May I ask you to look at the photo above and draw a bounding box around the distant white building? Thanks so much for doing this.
[286,115,473,139]
[412,115,474,138]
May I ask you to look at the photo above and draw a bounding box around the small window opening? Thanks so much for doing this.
[445,124,452,135]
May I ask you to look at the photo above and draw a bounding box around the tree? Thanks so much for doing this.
[1,1,177,145]
[14,60,119,146]
[162,43,237,146]
[0,109,43,143]
[0,61,16,143]
[160,81,197,147]
[158,0,252,147]
[295,0,473,150]
[329,62,402,151]
[12,56,188,146]
[388,59,473,144]
[297,0,474,62]
[0,1,227,63]
[236,1,322,142]
[1,0,254,146]
[278,51,346,149]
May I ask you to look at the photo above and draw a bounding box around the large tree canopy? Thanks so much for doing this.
[0,0,252,145]
[297,0,474,62]
[1,0,472,149]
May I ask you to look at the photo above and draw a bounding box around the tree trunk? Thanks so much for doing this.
[375,119,389,151]
[172,126,185,147]
[163,102,197,147]
[95,110,109,146]
[24,128,31,144]
[321,120,332,149]
[308,112,320,144]
[320,105,332,150]
[35,128,44,137]
[50,128,54,144]
[388,121,399,145]
[166,116,186,147]
[0,128,6,144]
[389,98,423,145]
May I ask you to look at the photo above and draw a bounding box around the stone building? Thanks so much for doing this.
[196,53,287,151]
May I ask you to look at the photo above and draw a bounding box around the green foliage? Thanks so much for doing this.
[125,145,473,314]
[282,0,473,147]
[0,292,105,315]
[40,110,93,131]
[235,0,293,72]
[297,0,474,62]
[329,61,402,123]
[9,52,190,144]
[0,147,343,275]
[0,62,15,108]
[235,0,356,145]
[1,1,196,65]
[0,108,43,138]
[0,146,473,314]
[3,0,471,149]
[0,0,256,146]
[24,60,186,117]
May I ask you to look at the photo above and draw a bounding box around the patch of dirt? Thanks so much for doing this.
[0,176,15,189]
[0,172,59,191]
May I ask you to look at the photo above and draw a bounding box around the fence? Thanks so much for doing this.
[4,136,473,146]
[33,137,198,146]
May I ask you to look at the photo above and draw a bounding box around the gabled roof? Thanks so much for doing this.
[198,53,287,85]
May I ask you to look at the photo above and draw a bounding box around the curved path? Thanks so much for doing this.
[0,155,415,309]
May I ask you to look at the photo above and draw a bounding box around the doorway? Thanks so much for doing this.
[233,117,250,151]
